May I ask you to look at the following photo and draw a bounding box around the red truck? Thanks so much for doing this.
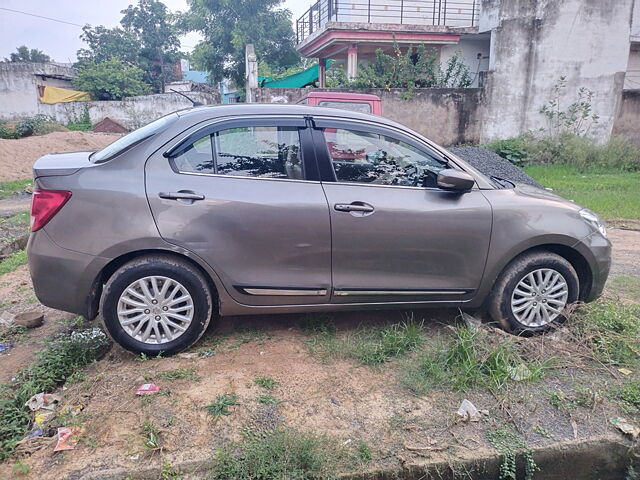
[297,91,382,115]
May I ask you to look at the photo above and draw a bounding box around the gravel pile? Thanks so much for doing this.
[449,146,543,188]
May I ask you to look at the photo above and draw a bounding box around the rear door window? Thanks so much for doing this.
[213,126,303,180]
[172,135,214,174]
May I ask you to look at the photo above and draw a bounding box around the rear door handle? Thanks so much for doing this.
[334,202,375,215]
[159,191,205,201]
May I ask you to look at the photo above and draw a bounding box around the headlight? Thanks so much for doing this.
[579,208,607,237]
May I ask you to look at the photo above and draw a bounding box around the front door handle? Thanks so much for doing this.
[334,202,375,216]
[159,191,205,201]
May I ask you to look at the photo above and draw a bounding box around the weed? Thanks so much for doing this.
[254,376,278,390]
[0,324,28,344]
[141,420,162,452]
[0,328,109,460]
[307,319,424,366]
[299,313,336,336]
[156,368,200,382]
[356,441,373,462]
[209,428,342,479]
[0,210,30,227]
[615,380,640,412]
[0,179,31,200]
[533,425,553,439]
[257,394,280,406]
[402,326,551,393]
[12,460,30,475]
[228,328,270,350]
[569,300,640,367]
[204,394,238,417]
[160,460,182,480]
[486,136,532,166]
[0,250,27,275]
[487,426,538,480]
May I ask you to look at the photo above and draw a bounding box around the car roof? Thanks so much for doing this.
[176,103,401,128]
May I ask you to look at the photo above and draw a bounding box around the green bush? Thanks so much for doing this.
[74,58,151,100]
[66,106,92,131]
[488,134,640,172]
[485,137,532,166]
[14,115,55,138]
[0,122,19,139]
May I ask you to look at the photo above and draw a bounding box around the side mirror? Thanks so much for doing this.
[437,169,476,192]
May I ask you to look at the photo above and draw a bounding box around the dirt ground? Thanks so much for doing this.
[0,131,120,182]
[0,229,637,478]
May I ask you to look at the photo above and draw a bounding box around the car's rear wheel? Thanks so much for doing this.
[100,255,213,355]
[488,251,579,334]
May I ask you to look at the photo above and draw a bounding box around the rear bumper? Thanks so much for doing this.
[574,231,611,302]
[27,230,109,317]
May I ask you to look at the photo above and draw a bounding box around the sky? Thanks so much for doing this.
[0,0,310,63]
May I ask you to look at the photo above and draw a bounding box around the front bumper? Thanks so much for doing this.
[27,229,109,317]
[574,231,611,302]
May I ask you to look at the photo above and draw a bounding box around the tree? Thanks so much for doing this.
[74,58,150,100]
[120,0,181,92]
[8,45,51,63]
[77,0,180,93]
[181,0,300,86]
[77,25,139,66]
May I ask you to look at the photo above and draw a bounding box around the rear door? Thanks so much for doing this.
[145,116,331,306]
[312,118,492,304]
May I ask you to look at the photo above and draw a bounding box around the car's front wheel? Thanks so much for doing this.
[100,255,214,355]
[488,251,579,333]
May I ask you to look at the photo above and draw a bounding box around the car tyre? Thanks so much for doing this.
[488,251,579,334]
[100,254,214,356]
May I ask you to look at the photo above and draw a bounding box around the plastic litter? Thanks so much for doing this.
[0,343,14,352]
[618,368,633,376]
[178,352,198,359]
[54,426,83,451]
[611,417,640,438]
[508,364,532,381]
[136,383,160,395]
[457,399,483,422]
[34,410,55,428]
[26,429,44,438]
[25,392,62,412]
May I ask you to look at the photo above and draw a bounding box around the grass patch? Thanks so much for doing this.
[569,300,640,367]
[0,210,29,227]
[209,428,343,480]
[254,376,278,390]
[155,367,200,382]
[204,393,239,418]
[0,325,28,345]
[608,276,640,301]
[615,380,640,413]
[487,426,538,480]
[401,326,552,393]
[305,318,424,366]
[0,250,27,276]
[0,179,31,200]
[524,165,640,220]
[0,328,109,460]
[256,394,280,406]
[140,420,162,453]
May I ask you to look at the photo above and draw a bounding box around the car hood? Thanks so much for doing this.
[510,181,583,212]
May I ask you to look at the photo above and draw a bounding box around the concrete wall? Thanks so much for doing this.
[613,90,640,145]
[39,92,219,130]
[480,0,634,143]
[251,87,484,146]
[0,62,76,120]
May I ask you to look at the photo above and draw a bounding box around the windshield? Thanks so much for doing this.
[91,113,179,162]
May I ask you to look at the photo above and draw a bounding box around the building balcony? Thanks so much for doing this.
[296,0,480,46]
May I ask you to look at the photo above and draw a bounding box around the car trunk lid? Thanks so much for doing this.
[32,151,93,179]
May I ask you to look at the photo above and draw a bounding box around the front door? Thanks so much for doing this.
[145,117,331,306]
[313,121,492,304]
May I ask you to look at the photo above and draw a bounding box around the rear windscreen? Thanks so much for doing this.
[91,113,179,162]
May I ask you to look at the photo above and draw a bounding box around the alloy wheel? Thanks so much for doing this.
[510,268,569,328]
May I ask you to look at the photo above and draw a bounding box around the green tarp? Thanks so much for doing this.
[260,61,332,88]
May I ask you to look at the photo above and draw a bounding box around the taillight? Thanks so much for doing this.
[30,189,72,232]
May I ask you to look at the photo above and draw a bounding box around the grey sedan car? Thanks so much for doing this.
[27,104,611,355]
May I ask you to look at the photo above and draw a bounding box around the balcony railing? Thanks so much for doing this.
[296,0,480,44]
